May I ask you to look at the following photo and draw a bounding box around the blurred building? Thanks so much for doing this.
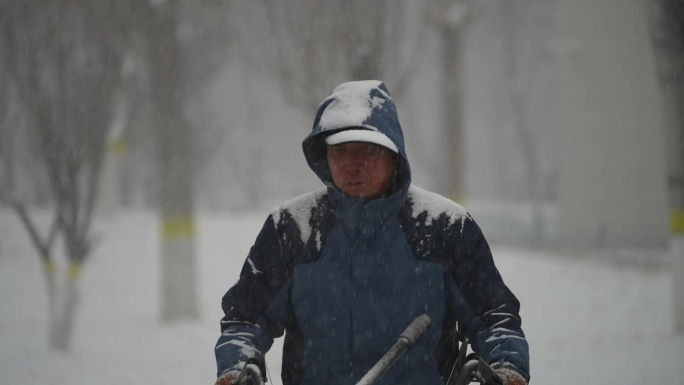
[460,0,680,251]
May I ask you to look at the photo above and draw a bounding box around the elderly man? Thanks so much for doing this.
[214,81,530,385]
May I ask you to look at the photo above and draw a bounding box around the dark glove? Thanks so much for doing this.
[493,368,527,385]
[214,371,239,385]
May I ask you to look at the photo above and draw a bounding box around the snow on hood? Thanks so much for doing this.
[317,80,392,131]
[302,80,411,191]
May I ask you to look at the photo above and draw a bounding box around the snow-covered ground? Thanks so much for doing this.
[1,209,682,385]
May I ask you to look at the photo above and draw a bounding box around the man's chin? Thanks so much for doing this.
[340,185,383,199]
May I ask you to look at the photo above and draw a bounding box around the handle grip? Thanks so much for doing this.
[355,314,432,385]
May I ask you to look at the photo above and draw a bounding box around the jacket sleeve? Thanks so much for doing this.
[450,215,530,381]
[214,215,292,378]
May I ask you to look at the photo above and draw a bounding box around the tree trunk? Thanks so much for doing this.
[441,27,465,201]
[49,270,79,351]
[145,0,198,321]
[98,91,129,217]
[43,262,56,333]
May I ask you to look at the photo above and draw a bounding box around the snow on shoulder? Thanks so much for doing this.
[318,80,390,131]
[271,187,327,247]
[407,184,470,230]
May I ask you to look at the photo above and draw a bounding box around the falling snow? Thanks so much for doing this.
[1,211,682,385]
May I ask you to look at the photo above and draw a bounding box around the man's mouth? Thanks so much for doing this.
[346,181,364,186]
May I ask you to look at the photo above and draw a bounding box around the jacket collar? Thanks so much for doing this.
[327,184,407,240]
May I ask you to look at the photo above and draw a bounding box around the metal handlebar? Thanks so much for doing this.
[453,354,503,385]
[236,363,265,385]
[233,314,502,385]
[355,314,432,385]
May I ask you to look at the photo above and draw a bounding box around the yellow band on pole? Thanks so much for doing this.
[42,260,54,274]
[672,210,684,234]
[68,262,82,279]
[107,138,127,156]
[162,216,195,239]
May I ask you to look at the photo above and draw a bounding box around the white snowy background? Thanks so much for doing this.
[2,1,684,385]
[1,210,683,385]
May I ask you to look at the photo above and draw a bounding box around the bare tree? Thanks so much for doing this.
[653,0,684,332]
[656,0,684,230]
[99,0,235,213]
[140,0,199,321]
[501,1,543,240]
[427,0,479,200]
[0,0,128,350]
[232,0,430,111]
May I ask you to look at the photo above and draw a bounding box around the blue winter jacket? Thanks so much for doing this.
[215,81,530,385]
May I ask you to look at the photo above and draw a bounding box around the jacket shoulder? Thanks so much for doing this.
[270,187,328,224]
[406,184,470,227]
[269,187,332,252]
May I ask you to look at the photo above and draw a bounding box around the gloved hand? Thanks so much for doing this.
[214,371,240,385]
[494,368,527,385]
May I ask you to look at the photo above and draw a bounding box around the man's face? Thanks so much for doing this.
[326,142,396,199]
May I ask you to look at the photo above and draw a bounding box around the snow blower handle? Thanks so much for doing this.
[355,314,432,385]
[236,359,265,385]
[398,313,432,346]
[475,357,504,385]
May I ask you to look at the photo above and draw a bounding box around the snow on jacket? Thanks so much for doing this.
[215,81,530,385]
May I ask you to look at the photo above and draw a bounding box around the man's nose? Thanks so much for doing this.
[342,155,363,172]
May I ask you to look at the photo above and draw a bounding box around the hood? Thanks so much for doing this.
[302,80,411,194]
